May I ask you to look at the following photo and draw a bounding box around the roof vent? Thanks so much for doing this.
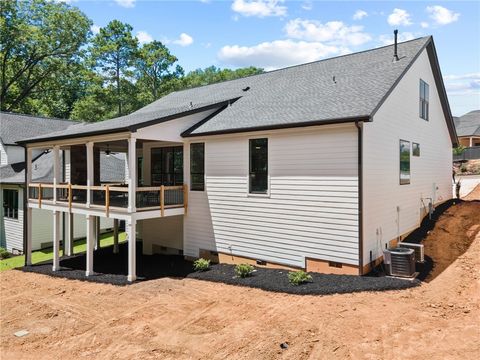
[393,29,399,62]
[332,76,336,84]
[242,86,250,92]
[189,101,193,108]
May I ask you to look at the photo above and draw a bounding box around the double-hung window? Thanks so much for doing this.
[249,138,268,194]
[3,189,18,219]
[151,146,183,186]
[419,79,429,120]
[190,143,205,191]
[399,140,411,185]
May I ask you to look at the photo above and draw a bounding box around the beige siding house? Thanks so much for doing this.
[17,35,457,280]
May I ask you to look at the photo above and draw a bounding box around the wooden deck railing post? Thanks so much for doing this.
[160,185,165,217]
[105,185,110,217]
[38,183,42,209]
[183,184,188,215]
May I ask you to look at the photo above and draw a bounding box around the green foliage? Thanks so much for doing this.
[0,0,91,114]
[193,258,211,272]
[453,146,466,156]
[460,164,468,173]
[1,1,264,121]
[288,270,313,285]
[0,248,11,260]
[234,263,255,278]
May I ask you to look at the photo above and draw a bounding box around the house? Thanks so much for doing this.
[0,112,124,253]
[453,110,480,147]
[17,35,457,281]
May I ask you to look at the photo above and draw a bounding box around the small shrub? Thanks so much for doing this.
[0,247,10,259]
[193,258,211,272]
[288,270,312,285]
[235,263,254,278]
[460,164,468,173]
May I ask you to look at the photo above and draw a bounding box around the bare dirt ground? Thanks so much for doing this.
[1,195,479,359]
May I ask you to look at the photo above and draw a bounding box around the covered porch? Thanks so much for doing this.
[24,134,189,282]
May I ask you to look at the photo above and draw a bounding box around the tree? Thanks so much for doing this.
[177,66,263,90]
[90,20,138,116]
[0,0,91,113]
[135,41,183,103]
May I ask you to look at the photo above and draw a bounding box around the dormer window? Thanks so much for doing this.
[419,79,429,120]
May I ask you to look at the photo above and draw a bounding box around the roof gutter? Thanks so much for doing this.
[183,115,371,138]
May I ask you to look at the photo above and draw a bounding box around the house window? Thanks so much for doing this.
[419,79,429,120]
[151,146,183,186]
[137,156,143,187]
[3,189,18,219]
[412,143,420,156]
[190,143,205,191]
[400,140,411,185]
[249,138,268,194]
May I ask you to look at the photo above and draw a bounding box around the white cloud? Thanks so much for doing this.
[136,31,153,44]
[114,0,135,8]
[284,18,371,46]
[353,10,368,20]
[218,40,348,70]
[379,32,416,46]
[426,5,460,25]
[231,0,287,18]
[387,8,412,26]
[301,1,313,11]
[173,33,194,47]
[91,24,101,35]
[444,73,480,81]
[420,22,429,28]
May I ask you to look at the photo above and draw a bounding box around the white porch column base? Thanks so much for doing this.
[52,211,60,271]
[26,207,33,266]
[86,215,95,276]
[127,219,136,282]
[113,219,119,254]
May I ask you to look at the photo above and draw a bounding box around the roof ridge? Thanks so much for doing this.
[168,36,431,96]
[0,111,78,123]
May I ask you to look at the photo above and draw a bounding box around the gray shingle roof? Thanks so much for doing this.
[18,36,455,144]
[0,112,77,145]
[0,152,126,184]
[454,110,480,137]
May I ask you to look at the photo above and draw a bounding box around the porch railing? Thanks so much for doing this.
[28,183,188,217]
[453,146,480,161]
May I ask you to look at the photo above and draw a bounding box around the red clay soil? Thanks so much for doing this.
[1,201,479,359]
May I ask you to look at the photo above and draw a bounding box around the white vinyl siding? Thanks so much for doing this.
[363,49,453,266]
[184,125,359,268]
[0,185,24,252]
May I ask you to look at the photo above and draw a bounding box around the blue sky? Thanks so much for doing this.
[68,0,479,116]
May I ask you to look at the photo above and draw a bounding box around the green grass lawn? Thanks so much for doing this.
[0,232,126,272]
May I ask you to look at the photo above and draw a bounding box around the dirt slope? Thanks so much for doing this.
[1,201,479,360]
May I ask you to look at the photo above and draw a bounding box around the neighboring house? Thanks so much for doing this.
[18,35,457,281]
[0,112,123,253]
[453,110,480,147]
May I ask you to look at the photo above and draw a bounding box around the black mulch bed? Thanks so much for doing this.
[21,242,419,294]
[188,264,419,295]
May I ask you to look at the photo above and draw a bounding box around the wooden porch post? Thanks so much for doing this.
[25,148,33,266]
[86,214,94,276]
[52,210,60,271]
[127,218,137,282]
[113,219,119,254]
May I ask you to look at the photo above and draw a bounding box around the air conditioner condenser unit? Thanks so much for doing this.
[383,247,416,278]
